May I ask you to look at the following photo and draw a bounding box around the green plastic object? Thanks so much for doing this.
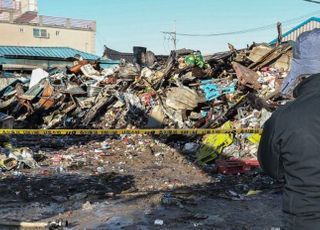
[185,53,210,69]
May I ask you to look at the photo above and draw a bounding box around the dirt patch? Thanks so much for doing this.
[0,135,283,229]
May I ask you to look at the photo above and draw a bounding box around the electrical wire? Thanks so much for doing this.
[163,34,170,53]
[304,0,320,4]
[175,10,320,37]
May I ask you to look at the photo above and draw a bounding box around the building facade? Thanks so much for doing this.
[0,0,96,53]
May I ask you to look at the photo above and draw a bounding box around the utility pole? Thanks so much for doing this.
[277,22,283,45]
[161,32,177,51]
[161,21,177,51]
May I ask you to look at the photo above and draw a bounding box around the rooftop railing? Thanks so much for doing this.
[28,15,96,31]
[0,0,96,31]
[0,0,19,11]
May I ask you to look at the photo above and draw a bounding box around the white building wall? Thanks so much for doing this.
[0,22,96,53]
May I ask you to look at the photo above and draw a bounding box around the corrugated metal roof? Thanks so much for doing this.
[271,17,320,44]
[0,46,115,62]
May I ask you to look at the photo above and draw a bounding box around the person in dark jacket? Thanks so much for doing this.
[258,28,320,230]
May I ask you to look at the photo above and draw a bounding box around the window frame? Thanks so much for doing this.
[33,28,49,38]
[33,28,40,37]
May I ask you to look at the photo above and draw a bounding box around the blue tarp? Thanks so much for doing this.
[200,80,236,101]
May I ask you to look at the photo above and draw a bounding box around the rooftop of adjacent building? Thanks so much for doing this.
[0,0,96,31]
[271,17,320,44]
[0,45,120,65]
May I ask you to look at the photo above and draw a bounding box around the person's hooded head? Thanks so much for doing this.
[281,28,320,95]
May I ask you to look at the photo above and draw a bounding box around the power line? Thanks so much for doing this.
[170,10,320,37]
[304,0,320,4]
[162,21,177,51]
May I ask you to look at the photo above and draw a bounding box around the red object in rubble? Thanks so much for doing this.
[241,158,260,168]
[216,158,260,175]
[141,92,157,106]
[261,67,270,72]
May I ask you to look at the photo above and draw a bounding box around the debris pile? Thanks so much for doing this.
[0,43,292,166]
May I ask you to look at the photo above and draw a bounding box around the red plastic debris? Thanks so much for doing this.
[216,158,260,175]
[141,92,157,106]
[241,158,260,168]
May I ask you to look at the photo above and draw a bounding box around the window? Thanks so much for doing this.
[40,29,47,37]
[20,28,24,33]
[56,31,60,36]
[33,28,40,37]
[33,28,49,38]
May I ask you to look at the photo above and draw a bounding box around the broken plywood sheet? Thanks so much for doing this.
[271,51,292,71]
[248,45,273,63]
[165,87,205,111]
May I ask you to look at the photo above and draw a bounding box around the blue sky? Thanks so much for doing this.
[38,0,320,55]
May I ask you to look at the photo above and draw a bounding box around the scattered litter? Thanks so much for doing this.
[0,43,293,176]
[154,219,164,226]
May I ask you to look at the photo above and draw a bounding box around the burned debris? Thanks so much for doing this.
[0,43,292,167]
[0,43,291,229]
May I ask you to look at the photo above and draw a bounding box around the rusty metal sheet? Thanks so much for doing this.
[232,62,261,90]
[69,60,89,74]
[39,82,55,109]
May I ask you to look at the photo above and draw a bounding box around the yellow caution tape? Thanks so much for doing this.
[0,128,263,135]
